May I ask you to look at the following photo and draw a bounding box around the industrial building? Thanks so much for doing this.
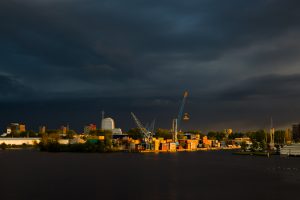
[101,118,115,130]
[101,117,123,134]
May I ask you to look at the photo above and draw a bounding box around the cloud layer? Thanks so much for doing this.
[1,0,300,131]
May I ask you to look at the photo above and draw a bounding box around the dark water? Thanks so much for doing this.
[0,150,299,200]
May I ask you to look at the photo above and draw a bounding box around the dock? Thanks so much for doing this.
[280,144,300,156]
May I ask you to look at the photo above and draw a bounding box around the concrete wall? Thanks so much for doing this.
[0,138,41,145]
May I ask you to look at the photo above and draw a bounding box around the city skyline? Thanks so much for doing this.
[1,0,300,131]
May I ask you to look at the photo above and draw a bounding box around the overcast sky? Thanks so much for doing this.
[1,0,300,132]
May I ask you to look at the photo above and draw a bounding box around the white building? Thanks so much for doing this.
[280,143,300,156]
[101,118,115,130]
[112,128,122,134]
[101,117,122,134]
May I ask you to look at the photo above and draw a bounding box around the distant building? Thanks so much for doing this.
[285,128,292,144]
[202,136,212,147]
[112,128,122,134]
[183,133,200,140]
[84,124,97,134]
[19,124,26,132]
[101,118,115,130]
[6,123,26,134]
[39,126,46,134]
[292,124,300,142]
[101,117,122,134]
[61,126,68,134]
[234,137,251,145]
[6,128,12,134]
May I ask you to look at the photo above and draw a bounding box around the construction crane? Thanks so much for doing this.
[145,119,156,135]
[131,112,153,149]
[172,91,189,143]
[149,119,156,135]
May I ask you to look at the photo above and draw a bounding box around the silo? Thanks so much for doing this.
[101,118,115,130]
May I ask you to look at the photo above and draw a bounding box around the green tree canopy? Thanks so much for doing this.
[207,131,226,141]
[126,128,143,139]
[155,128,172,139]
[274,130,285,144]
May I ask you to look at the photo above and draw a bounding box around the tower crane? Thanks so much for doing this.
[131,112,153,149]
[172,91,189,143]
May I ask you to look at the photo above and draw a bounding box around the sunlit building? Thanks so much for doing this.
[285,128,292,144]
[61,126,68,134]
[101,118,115,130]
[84,124,97,134]
[6,123,26,134]
[101,117,122,134]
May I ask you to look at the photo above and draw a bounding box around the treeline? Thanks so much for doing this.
[0,143,36,150]
[207,130,289,144]
[38,130,113,153]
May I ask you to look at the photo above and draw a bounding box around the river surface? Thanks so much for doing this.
[0,150,299,200]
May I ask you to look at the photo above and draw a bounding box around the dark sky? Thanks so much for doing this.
[1,0,300,133]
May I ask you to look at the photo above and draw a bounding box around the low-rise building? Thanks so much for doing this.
[84,124,97,134]
[6,123,26,134]
[0,138,41,145]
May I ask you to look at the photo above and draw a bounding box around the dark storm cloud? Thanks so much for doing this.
[0,73,33,100]
[1,0,300,131]
[219,74,300,101]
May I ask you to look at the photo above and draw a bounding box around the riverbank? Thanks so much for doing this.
[233,151,276,157]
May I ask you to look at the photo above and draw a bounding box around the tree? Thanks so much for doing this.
[127,128,143,139]
[46,130,60,135]
[0,143,6,150]
[207,131,226,141]
[65,130,77,139]
[48,133,60,142]
[155,128,172,139]
[251,141,259,151]
[274,130,285,145]
[228,132,245,140]
[104,131,112,149]
[89,130,105,136]
[207,131,216,140]
[259,140,267,151]
[249,130,267,143]
[240,141,247,152]
[20,130,38,138]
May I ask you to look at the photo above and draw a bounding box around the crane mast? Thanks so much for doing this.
[131,112,153,149]
[173,91,189,143]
